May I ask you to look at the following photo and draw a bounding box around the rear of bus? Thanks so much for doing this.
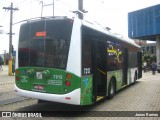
[15,17,82,105]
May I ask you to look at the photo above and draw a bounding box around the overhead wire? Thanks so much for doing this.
[56,0,108,31]
[11,0,108,32]
[14,0,28,7]
[2,0,32,25]
[43,1,77,17]
[13,0,42,24]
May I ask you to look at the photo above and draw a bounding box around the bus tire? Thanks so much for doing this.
[108,79,115,99]
[38,99,47,103]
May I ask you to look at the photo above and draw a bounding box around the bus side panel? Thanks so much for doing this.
[80,75,93,105]
[128,67,138,84]
[137,52,142,79]
[66,18,82,77]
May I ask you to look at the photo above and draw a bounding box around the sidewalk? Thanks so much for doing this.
[0,66,32,106]
[0,65,26,107]
[0,65,14,84]
[0,65,8,76]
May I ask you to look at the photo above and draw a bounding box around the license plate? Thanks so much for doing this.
[34,85,45,90]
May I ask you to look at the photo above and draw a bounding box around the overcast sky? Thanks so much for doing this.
[0,0,160,54]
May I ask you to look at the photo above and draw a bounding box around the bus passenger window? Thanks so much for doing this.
[107,42,123,71]
[82,39,92,75]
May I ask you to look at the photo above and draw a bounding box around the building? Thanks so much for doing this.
[141,43,156,56]
[128,4,160,70]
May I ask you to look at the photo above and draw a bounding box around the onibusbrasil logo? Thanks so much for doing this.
[1,112,42,118]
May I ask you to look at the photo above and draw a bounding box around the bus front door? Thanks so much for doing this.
[92,40,107,102]
[122,48,128,86]
[137,51,142,78]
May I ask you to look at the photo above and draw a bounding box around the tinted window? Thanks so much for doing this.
[18,19,73,69]
[82,30,92,75]
[107,41,123,71]
[128,52,137,68]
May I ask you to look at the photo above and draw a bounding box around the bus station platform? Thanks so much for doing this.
[0,66,160,119]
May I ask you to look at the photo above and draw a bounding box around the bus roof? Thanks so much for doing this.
[18,16,140,49]
[81,18,140,49]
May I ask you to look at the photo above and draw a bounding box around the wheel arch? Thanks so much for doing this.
[107,75,116,99]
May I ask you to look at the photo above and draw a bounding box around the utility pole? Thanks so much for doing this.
[53,0,54,16]
[78,0,83,19]
[3,2,19,76]
[77,0,87,20]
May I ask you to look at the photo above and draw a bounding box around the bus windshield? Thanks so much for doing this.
[18,18,73,69]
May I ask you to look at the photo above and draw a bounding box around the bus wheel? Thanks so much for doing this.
[108,80,115,99]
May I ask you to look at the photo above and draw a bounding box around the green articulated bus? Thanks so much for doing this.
[15,16,142,105]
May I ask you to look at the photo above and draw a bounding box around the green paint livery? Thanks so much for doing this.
[80,76,93,105]
[15,67,81,94]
